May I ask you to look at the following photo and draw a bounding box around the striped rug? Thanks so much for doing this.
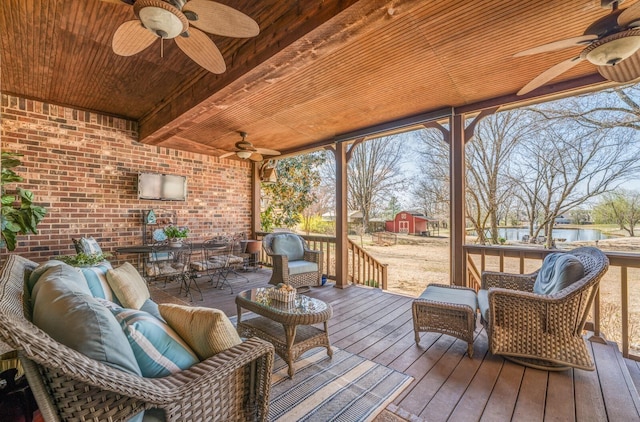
[268,347,413,422]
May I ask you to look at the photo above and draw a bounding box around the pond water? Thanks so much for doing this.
[483,227,608,242]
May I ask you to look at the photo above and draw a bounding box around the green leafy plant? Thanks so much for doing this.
[1,152,47,251]
[57,252,111,267]
[163,225,189,240]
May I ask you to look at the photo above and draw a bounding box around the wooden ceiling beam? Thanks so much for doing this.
[138,0,431,145]
[138,0,363,143]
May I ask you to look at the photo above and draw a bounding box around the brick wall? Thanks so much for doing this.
[1,94,252,263]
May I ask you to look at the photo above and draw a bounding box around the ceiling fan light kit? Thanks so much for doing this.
[515,0,640,95]
[583,31,640,65]
[135,1,187,39]
[236,150,253,159]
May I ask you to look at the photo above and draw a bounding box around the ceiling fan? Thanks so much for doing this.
[219,132,281,162]
[104,0,259,74]
[515,0,640,95]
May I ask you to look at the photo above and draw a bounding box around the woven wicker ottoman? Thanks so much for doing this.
[412,284,478,357]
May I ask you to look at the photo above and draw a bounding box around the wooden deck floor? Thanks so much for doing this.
[150,269,640,422]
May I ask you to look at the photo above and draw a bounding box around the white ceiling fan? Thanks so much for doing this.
[103,0,259,74]
[219,132,281,162]
[515,0,640,95]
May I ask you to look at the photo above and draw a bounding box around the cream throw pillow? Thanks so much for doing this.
[106,262,150,309]
[158,304,241,360]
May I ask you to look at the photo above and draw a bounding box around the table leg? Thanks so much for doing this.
[324,321,333,357]
[284,324,297,378]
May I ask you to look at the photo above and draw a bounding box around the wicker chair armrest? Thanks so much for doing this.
[481,271,537,291]
[142,338,275,404]
[487,287,566,327]
[303,249,322,264]
[6,315,274,406]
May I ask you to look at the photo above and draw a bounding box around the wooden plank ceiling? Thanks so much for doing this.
[0,0,625,157]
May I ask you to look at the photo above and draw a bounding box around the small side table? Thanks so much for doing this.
[412,284,478,357]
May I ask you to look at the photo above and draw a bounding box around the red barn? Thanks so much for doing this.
[385,211,432,235]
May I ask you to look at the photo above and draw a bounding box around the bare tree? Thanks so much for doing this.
[413,128,450,221]
[465,110,535,243]
[530,85,640,131]
[321,136,406,233]
[348,136,406,232]
[513,122,640,247]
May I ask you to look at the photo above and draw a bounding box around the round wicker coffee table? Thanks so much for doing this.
[235,287,333,378]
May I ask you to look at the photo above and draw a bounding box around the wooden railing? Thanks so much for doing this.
[255,232,388,289]
[464,244,640,361]
[347,239,388,289]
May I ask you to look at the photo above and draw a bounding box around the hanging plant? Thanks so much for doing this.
[1,152,47,251]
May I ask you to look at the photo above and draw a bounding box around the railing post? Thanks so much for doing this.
[382,264,388,290]
[587,289,607,345]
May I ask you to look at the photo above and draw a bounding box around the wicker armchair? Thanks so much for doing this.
[0,255,274,421]
[479,246,609,371]
[263,232,322,289]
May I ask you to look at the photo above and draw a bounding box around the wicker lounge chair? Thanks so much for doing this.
[478,246,609,371]
[263,232,322,289]
[0,255,274,421]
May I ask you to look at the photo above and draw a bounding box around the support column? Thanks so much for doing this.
[450,114,466,286]
[250,161,261,237]
[335,142,349,288]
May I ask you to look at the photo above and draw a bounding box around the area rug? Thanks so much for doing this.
[268,347,413,422]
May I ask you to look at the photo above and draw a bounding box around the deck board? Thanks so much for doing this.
[149,275,640,421]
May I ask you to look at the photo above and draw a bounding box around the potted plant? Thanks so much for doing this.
[57,252,111,267]
[163,225,189,247]
[1,152,47,251]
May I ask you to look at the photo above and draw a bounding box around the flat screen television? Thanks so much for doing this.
[138,173,187,201]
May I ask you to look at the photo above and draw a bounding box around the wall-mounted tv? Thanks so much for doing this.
[138,173,187,201]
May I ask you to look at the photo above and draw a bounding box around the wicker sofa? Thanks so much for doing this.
[263,232,322,289]
[0,255,274,421]
[478,246,609,371]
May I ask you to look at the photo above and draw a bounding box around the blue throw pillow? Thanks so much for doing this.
[78,262,120,303]
[111,308,199,378]
[31,266,141,376]
[533,253,585,295]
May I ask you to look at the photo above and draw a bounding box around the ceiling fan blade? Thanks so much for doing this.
[255,147,281,156]
[101,0,134,4]
[183,0,259,38]
[219,151,235,159]
[619,2,640,27]
[517,56,584,96]
[597,49,640,82]
[249,152,264,162]
[112,20,157,56]
[513,35,597,57]
[174,27,226,73]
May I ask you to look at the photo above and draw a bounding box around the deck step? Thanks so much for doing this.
[591,339,640,420]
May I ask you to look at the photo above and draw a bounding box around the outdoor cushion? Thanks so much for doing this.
[288,260,318,276]
[140,298,164,321]
[78,261,118,302]
[31,265,141,376]
[418,285,478,310]
[107,262,150,309]
[159,304,242,360]
[271,233,305,261]
[533,253,584,295]
[478,289,489,322]
[111,308,199,378]
[73,236,103,255]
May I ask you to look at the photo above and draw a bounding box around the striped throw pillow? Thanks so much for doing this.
[111,308,199,378]
[78,262,118,302]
